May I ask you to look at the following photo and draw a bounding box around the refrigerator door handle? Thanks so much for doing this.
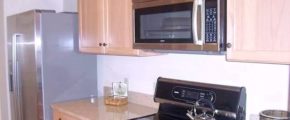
[9,73,13,92]
[12,34,17,93]
[15,60,21,100]
[12,34,21,93]
[9,34,18,92]
[12,33,24,120]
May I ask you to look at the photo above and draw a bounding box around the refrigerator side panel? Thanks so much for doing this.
[41,13,98,120]
[7,11,40,120]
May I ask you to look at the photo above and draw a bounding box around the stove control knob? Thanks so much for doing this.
[205,94,214,102]
[210,95,214,101]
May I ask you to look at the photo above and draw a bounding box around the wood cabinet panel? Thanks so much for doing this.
[132,0,193,9]
[105,0,140,55]
[78,0,156,56]
[53,109,81,120]
[78,0,105,53]
[227,0,290,64]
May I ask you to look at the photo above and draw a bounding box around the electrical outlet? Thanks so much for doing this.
[124,77,129,91]
[124,77,129,84]
[153,82,156,92]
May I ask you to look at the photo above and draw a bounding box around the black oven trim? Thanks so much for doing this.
[134,2,194,43]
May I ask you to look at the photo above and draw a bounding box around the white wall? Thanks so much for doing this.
[0,0,4,119]
[63,0,77,12]
[4,0,63,16]
[97,54,289,119]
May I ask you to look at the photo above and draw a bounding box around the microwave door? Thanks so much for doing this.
[136,6,193,42]
[134,2,204,51]
[133,0,226,52]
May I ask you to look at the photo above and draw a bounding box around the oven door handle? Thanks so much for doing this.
[193,0,204,45]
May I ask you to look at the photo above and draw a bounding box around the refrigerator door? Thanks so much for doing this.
[8,10,98,120]
[7,10,46,120]
[40,12,98,120]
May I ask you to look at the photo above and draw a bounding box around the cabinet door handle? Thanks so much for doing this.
[58,118,62,120]
[103,43,107,46]
[99,43,102,46]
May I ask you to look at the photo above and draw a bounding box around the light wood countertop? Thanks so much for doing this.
[51,97,158,120]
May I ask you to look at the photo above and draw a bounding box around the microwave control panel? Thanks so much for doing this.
[205,0,218,43]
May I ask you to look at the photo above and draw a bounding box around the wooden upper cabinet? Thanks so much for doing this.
[227,0,290,64]
[78,0,154,56]
[105,0,141,56]
[78,0,105,54]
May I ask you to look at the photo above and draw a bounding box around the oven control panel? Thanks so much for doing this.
[154,77,246,116]
[172,86,216,103]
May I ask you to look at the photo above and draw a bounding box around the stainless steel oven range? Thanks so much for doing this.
[130,77,246,120]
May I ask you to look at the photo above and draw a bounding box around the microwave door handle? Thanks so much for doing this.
[193,0,204,45]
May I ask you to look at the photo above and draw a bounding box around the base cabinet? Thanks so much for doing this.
[53,109,81,120]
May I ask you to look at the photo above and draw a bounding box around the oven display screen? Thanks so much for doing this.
[185,91,199,99]
[172,86,216,102]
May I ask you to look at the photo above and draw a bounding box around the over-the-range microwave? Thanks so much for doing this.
[133,0,227,52]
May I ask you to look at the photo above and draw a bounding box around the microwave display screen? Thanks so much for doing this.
[140,11,192,40]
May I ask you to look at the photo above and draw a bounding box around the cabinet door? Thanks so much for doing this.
[104,0,141,56]
[78,0,105,54]
[227,0,290,64]
[53,109,80,120]
[60,113,80,120]
[53,110,61,120]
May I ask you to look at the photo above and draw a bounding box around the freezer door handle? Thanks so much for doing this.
[9,73,13,92]
[12,34,21,93]
[12,34,22,95]
[12,33,24,120]
[12,34,17,93]
[15,60,21,98]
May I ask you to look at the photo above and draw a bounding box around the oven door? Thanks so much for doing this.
[133,0,204,51]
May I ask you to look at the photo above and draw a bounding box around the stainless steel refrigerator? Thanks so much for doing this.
[7,10,98,120]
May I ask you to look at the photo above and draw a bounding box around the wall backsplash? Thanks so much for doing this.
[97,54,289,119]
